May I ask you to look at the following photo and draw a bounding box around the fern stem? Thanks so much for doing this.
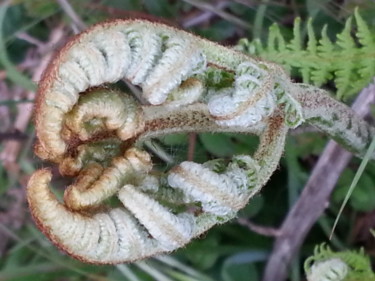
[295,84,375,158]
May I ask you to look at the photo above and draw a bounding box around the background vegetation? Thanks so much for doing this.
[0,0,374,280]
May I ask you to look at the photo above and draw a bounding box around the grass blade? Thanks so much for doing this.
[0,0,36,91]
[330,136,375,239]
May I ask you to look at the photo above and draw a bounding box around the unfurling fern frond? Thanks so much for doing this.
[304,243,375,281]
[26,17,375,264]
[236,8,375,99]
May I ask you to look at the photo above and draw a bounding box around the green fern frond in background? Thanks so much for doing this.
[304,243,375,281]
[236,8,375,99]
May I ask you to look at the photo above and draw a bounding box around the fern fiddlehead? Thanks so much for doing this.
[28,18,375,264]
[304,244,375,281]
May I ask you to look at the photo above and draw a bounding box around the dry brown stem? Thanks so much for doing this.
[0,188,26,255]
[0,27,65,173]
[238,218,281,237]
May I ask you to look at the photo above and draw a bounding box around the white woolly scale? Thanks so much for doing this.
[142,37,206,105]
[74,219,100,255]
[94,213,119,260]
[167,158,259,216]
[68,43,107,86]
[108,208,158,261]
[88,30,132,83]
[126,31,163,86]
[57,206,166,263]
[119,30,206,105]
[57,60,89,95]
[118,185,194,250]
[213,95,275,127]
[207,61,276,127]
[46,80,80,112]
[306,258,348,281]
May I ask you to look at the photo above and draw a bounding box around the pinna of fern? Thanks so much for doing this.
[236,8,375,100]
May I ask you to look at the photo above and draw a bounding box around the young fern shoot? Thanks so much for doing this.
[304,244,375,281]
[27,18,375,264]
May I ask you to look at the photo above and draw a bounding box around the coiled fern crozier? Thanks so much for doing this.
[304,244,375,281]
[26,10,375,264]
[236,8,375,99]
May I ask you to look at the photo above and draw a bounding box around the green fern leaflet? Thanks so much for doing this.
[236,9,375,99]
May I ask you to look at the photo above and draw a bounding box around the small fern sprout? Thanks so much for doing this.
[306,258,348,281]
[304,244,375,281]
[27,16,375,264]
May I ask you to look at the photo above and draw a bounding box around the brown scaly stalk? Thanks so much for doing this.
[26,19,375,264]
